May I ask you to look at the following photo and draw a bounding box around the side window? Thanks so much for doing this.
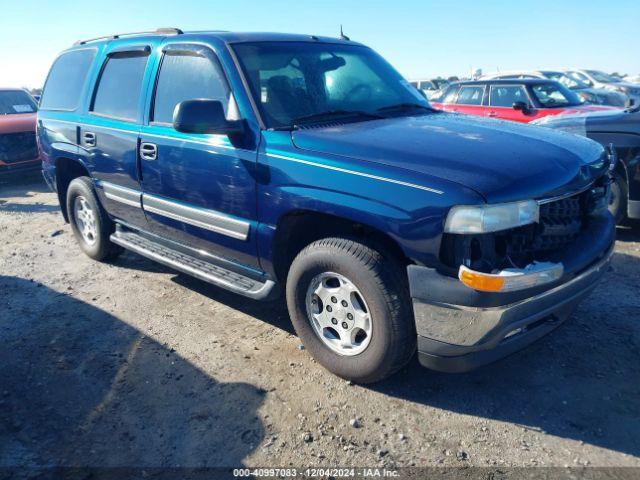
[153,50,231,124]
[92,52,149,121]
[442,86,459,103]
[489,85,529,107]
[40,49,96,111]
[456,86,485,105]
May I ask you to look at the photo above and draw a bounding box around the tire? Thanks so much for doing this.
[609,172,628,224]
[286,237,416,383]
[66,176,122,261]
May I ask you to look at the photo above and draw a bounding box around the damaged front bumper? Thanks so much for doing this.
[408,213,615,373]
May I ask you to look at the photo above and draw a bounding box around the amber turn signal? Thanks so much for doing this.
[458,262,564,293]
[458,268,506,292]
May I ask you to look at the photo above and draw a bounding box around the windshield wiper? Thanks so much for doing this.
[291,110,383,128]
[376,103,437,114]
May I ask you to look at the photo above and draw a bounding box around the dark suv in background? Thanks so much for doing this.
[534,105,640,223]
[38,29,615,382]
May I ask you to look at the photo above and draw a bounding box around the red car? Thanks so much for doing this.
[0,88,39,176]
[431,78,619,123]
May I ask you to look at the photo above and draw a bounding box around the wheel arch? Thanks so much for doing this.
[270,209,411,284]
[54,156,91,222]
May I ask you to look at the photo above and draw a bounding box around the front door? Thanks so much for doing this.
[138,43,260,269]
[486,85,535,122]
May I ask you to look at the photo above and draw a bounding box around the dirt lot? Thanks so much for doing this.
[1,173,639,475]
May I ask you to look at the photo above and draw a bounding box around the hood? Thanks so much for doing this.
[607,82,640,94]
[0,113,36,135]
[291,113,606,204]
[580,87,626,98]
[561,104,620,114]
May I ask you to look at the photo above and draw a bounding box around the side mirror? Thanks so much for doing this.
[512,101,530,113]
[173,99,243,136]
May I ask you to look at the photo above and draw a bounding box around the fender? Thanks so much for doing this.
[256,184,452,277]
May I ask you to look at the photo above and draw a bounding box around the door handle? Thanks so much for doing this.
[140,142,158,161]
[83,131,96,147]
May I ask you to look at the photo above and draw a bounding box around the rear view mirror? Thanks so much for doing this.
[318,56,346,72]
[173,99,244,136]
[512,101,529,113]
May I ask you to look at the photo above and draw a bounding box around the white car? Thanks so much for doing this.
[565,69,640,105]
[481,70,628,107]
[409,78,449,100]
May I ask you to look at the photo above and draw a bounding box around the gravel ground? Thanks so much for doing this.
[1,173,639,475]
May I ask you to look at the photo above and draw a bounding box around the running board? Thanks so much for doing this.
[110,230,276,300]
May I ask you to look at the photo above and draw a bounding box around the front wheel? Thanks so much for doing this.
[609,172,628,224]
[66,176,122,261]
[286,238,416,383]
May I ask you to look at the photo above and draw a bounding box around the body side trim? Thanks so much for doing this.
[143,193,250,241]
[98,181,142,208]
[265,152,444,195]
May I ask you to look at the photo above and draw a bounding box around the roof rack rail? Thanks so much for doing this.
[74,27,183,46]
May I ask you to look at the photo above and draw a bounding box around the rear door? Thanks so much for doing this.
[486,84,536,122]
[446,85,486,116]
[83,43,156,227]
[138,42,260,269]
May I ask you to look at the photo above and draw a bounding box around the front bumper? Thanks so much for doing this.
[629,200,640,220]
[0,158,41,176]
[409,214,615,373]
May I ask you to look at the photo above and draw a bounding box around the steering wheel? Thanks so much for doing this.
[346,83,373,102]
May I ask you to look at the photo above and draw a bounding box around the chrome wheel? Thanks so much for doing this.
[305,272,372,356]
[73,195,97,246]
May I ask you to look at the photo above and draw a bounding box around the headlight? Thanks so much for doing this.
[444,200,539,234]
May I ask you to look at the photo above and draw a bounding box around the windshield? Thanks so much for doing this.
[586,70,622,83]
[531,83,583,108]
[232,42,431,128]
[0,90,37,115]
[543,72,587,90]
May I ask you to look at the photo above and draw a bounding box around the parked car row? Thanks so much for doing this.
[31,28,619,382]
[481,70,629,107]
[567,69,640,106]
[431,78,616,123]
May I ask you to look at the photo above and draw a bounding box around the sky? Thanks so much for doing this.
[1,0,638,89]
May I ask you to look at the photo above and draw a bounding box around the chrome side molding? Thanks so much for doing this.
[98,181,142,208]
[143,194,250,241]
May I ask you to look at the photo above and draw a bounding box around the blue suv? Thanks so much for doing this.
[38,29,615,382]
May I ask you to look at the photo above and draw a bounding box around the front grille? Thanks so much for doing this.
[440,188,594,275]
[0,132,37,164]
[533,193,585,252]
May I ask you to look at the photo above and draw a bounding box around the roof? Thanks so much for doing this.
[453,78,558,86]
[72,28,361,48]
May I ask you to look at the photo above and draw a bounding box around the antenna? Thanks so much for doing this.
[340,25,350,41]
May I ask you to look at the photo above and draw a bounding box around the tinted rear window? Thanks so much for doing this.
[0,90,37,115]
[40,49,96,111]
[456,86,484,105]
[92,52,149,121]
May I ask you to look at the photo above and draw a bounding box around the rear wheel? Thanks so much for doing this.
[66,176,122,261]
[286,237,415,383]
